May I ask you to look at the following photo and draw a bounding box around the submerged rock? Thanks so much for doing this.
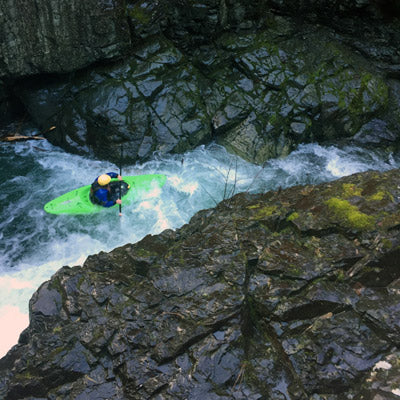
[1,168,400,398]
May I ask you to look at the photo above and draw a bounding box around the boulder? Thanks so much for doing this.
[1,168,400,398]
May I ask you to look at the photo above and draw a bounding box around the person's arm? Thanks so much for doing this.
[106,172,122,180]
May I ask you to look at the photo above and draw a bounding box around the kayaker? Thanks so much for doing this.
[90,172,123,207]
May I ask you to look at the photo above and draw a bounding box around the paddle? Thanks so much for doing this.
[118,145,123,217]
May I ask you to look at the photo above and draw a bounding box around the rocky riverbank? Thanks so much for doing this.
[1,167,400,399]
[1,1,400,163]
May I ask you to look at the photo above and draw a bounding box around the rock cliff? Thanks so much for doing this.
[12,20,400,164]
[1,168,400,399]
[0,0,130,79]
[1,0,400,163]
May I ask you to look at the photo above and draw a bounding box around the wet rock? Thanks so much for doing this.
[30,281,63,317]
[214,26,392,163]
[2,0,400,163]
[353,119,397,145]
[15,37,211,162]
[14,20,398,164]
[2,168,400,398]
[361,352,400,398]
[0,0,130,78]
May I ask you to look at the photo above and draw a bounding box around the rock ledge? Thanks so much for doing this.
[2,168,400,399]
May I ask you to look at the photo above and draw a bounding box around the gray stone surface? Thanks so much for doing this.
[0,0,130,78]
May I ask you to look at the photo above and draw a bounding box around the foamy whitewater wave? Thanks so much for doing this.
[0,140,399,357]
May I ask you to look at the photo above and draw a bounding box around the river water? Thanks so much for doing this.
[1,137,399,357]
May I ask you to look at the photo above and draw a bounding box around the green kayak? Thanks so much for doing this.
[44,174,167,215]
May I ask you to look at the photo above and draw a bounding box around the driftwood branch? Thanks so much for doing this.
[1,135,46,142]
[1,125,55,143]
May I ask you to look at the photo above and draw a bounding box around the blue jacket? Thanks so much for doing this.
[91,172,118,207]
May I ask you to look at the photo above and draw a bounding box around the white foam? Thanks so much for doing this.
[168,175,199,195]
[0,277,34,290]
[0,306,29,357]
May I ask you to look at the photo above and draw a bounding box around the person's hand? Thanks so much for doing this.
[117,175,122,180]
[116,199,122,205]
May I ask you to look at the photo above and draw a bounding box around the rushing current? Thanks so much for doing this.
[1,135,399,357]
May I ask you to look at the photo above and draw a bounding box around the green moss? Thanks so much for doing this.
[269,113,278,126]
[53,326,62,334]
[128,6,151,24]
[47,277,67,304]
[253,205,278,220]
[346,211,374,230]
[287,212,299,221]
[336,270,346,282]
[287,263,302,276]
[368,191,394,202]
[48,346,66,359]
[15,370,36,380]
[247,204,262,209]
[367,74,389,106]
[369,191,385,201]
[134,247,155,257]
[325,197,375,230]
[338,95,347,109]
[382,238,393,249]
[77,275,85,289]
[347,72,388,116]
[342,183,362,198]
[258,222,270,233]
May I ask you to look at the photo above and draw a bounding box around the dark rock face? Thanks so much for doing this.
[1,0,400,163]
[14,21,398,163]
[267,0,399,18]
[0,0,130,79]
[2,168,400,399]
[0,83,24,128]
[13,37,212,161]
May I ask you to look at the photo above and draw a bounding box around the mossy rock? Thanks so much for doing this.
[325,197,375,230]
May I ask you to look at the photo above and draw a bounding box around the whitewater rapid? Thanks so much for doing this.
[1,139,399,357]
